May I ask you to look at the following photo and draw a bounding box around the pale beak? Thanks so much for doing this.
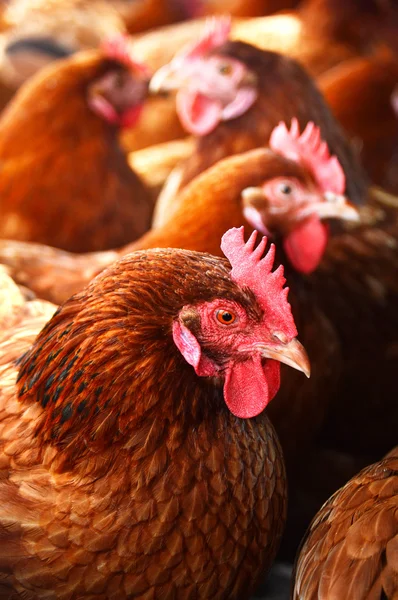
[241,186,265,205]
[149,63,187,94]
[255,337,311,378]
[316,192,360,222]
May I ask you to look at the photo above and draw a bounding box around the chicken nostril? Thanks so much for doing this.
[273,332,289,344]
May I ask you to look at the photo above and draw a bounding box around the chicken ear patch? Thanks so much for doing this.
[283,216,328,274]
[176,89,222,135]
[172,321,217,376]
[224,355,280,418]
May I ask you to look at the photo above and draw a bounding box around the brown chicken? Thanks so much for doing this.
[292,447,398,600]
[0,36,154,253]
[319,49,398,190]
[192,0,299,18]
[149,17,367,225]
[0,226,310,599]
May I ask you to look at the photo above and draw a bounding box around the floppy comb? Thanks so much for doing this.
[269,118,346,194]
[221,227,297,338]
[181,15,231,59]
[102,35,149,75]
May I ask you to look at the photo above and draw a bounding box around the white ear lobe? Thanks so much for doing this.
[172,320,218,377]
[172,320,202,370]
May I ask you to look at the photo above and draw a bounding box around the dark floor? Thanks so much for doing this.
[251,562,292,600]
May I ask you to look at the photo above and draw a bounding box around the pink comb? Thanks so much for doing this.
[221,227,297,338]
[181,15,231,59]
[269,118,346,194]
[101,35,149,75]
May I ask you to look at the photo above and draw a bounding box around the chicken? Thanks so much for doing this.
[292,447,398,600]
[0,226,309,599]
[149,17,367,225]
[0,35,154,253]
[318,49,398,190]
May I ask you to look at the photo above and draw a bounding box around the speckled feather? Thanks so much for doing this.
[0,248,286,599]
[292,448,398,600]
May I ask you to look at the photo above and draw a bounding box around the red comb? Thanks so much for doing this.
[221,227,297,337]
[269,118,346,194]
[101,35,149,75]
[181,15,231,59]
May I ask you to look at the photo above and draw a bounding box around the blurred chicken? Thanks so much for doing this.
[0,36,155,253]
[319,49,398,190]
[149,17,366,225]
[0,227,309,599]
[292,447,398,600]
[0,266,55,338]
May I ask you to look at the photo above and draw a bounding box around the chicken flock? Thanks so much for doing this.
[0,0,397,599]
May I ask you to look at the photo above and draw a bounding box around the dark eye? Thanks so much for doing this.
[216,309,236,325]
[219,64,233,76]
[279,183,293,195]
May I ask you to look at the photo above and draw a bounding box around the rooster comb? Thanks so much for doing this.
[102,35,149,75]
[182,15,231,59]
[221,227,297,336]
[269,118,346,194]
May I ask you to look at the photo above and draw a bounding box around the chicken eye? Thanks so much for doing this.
[216,309,236,325]
[279,183,293,195]
[218,64,233,76]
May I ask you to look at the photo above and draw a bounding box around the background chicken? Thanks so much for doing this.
[149,17,367,225]
[292,447,398,600]
[0,35,154,253]
[319,49,398,191]
[0,227,308,598]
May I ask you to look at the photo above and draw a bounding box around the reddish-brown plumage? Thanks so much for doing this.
[0,45,154,253]
[319,50,398,191]
[0,244,289,599]
[292,447,398,600]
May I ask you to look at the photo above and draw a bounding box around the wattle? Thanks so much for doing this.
[176,88,222,136]
[284,217,328,274]
[224,355,280,419]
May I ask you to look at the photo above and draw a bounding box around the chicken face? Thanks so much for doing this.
[88,66,148,128]
[243,120,360,274]
[173,227,310,418]
[88,36,150,128]
[149,16,258,135]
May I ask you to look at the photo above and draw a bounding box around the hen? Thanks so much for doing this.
[149,17,367,225]
[0,227,309,599]
[0,35,154,253]
[292,447,398,600]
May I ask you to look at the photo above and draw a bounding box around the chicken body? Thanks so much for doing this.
[0,242,292,599]
[292,448,398,599]
[0,47,153,253]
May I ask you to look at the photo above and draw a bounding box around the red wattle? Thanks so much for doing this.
[284,217,328,274]
[176,89,222,135]
[224,355,280,419]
